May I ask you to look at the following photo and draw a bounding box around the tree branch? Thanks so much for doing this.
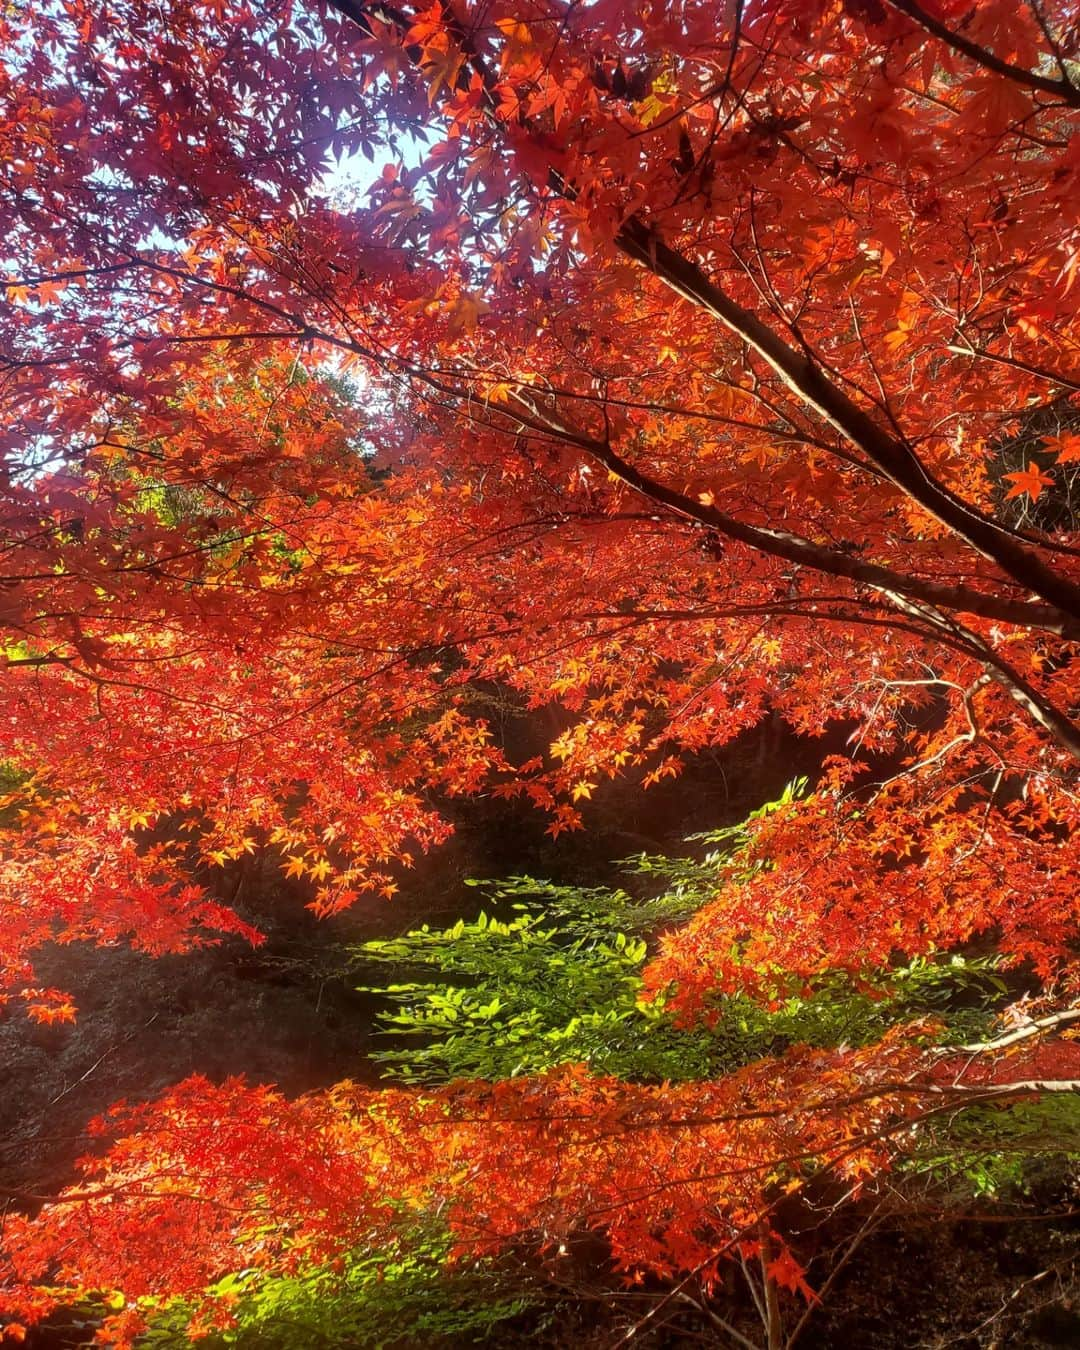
[883,0,1080,107]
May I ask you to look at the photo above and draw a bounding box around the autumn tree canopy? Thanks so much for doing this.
[3,0,1080,1342]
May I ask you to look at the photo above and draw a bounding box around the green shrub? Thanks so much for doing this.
[140,1221,533,1349]
[355,784,1007,1085]
[905,1095,1080,1200]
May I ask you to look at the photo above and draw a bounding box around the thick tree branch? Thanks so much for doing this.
[883,0,1080,107]
[494,386,1080,641]
[615,219,1080,622]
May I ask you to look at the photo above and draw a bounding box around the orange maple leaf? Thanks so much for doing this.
[1003,461,1054,501]
[1042,433,1080,465]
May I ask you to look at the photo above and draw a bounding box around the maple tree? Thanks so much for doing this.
[3,0,1080,1342]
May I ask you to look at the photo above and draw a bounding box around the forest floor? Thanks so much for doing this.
[491,1215,1080,1348]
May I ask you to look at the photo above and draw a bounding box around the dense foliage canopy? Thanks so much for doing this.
[3,0,1080,1343]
